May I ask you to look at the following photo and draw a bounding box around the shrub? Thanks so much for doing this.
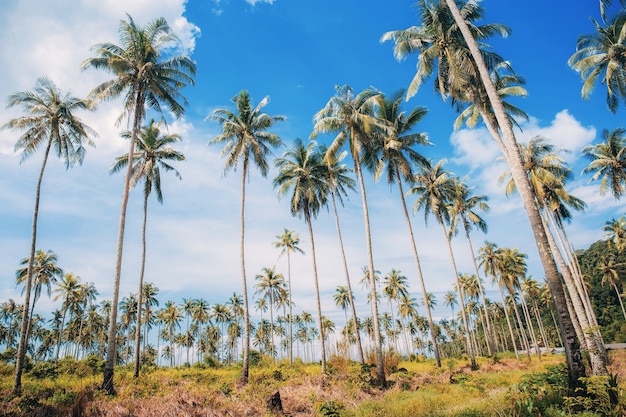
[29,361,59,379]
[317,400,345,417]
[84,354,105,374]
[563,374,623,417]
[506,363,568,417]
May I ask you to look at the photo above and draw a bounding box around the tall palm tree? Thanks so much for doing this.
[274,138,328,374]
[448,179,494,355]
[15,250,63,344]
[208,89,284,383]
[410,159,476,368]
[311,85,387,386]
[254,266,287,359]
[442,0,586,388]
[53,273,82,362]
[318,144,364,363]
[569,10,626,113]
[110,119,184,378]
[161,301,182,367]
[382,269,409,352]
[598,254,626,319]
[582,128,626,199]
[3,77,94,394]
[82,14,195,394]
[273,228,304,364]
[371,89,443,366]
[604,216,626,252]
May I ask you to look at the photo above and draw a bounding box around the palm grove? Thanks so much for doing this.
[3,0,626,396]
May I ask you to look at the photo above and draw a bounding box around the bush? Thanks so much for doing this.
[29,361,59,379]
[564,374,623,417]
[317,400,345,417]
[506,363,568,417]
[84,354,105,374]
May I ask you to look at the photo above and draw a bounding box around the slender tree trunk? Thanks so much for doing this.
[439,220,476,368]
[613,283,626,320]
[330,192,365,363]
[444,0,586,390]
[520,295,541,357]
[305,210,326,375]
[240,157,251,384]
[287,251,294,364]
[133,193,149,378]
[354,157,386,387]
[13,141,52,395]
[103,98,143,395]
[396,172,441,367]
[498,285,519,359]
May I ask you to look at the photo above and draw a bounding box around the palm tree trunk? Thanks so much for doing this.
[498,285,519,359]
[520,295,540,357]
[305,209,326,375]
[287,251,294,364]
[396,172,441,367]
[612,283,626,320]
[444,0,586,391]
[103,97,143,395]
[240,157,251,384]
[133,192,149,378]
[13,141,52,395]
[354,157,386,386]
[439,220,476,368]
[330,191,365,363]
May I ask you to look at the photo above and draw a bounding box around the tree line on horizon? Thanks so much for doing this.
[3,0,626,397]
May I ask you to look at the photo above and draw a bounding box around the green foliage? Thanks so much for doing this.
[49,389,77,407]
[84,354,105,374]
[564,374,623,417]
[317,400,345,417]
[28,361,59,379]
[506,363,568,417]
[0,348,16,363]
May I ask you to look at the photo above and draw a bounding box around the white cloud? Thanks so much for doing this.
[246,0,276,5]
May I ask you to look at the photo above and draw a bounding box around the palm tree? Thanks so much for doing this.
[442,0,586,388]
[273,228,303,364]
[569,10,626,113]
[3,77,94,394]
[110,119,184,378]
[410,159,476,368]
[382,269,409,352]
[448,179,494,355]
[604,216,626,252]
[15,250,63,344]
[598,254,626,319]
[161,301,182,367]
[254,266,287,359]
[53,273,82,361]
[82,14,195,394]
[311,85,387,386]
[208,89,284,383]
[372,89,442,367]
[318,144,364,363]
[274,138,328,374]
[582,128,626,199]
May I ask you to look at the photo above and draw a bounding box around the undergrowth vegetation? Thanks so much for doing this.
[0,350,624,416]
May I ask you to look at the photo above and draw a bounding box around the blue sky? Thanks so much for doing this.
[0,0,623,326]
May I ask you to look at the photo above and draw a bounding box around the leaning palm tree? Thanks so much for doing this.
[111,119,184,378]
[443,0,586,388]
[82,14,195,394]
[311,85,387,386]
[569,9,626,113]
[3,77,95,394]
[273,229,304,364]
[274,138,328,374]
[371,89,442,366]
[582,128,626,200]
[208,89,284,383]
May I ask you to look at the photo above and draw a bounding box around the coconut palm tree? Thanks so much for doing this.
[371,89,443,366]
[569,10,626,113]
[582,128,626,199]
[273,228,303,364]
[382,269,409,352]
[604,216,626,252]
[311,85,387,386]
[52,273,82,362]
[410,159,476,368]
[441,0,586,388]
[598,254,626,319]
[82,14,195,394]
[15,250,63,345]
[274,138,328,374]
[317,143,364,363]
[448,178,494,355]
[110,119,184,378]
[254,266,287,359]
[161,301,182,367]
[208,89,284,383]
[3,77,95,394]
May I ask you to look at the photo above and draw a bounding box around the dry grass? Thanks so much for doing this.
[1,351,624,417]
